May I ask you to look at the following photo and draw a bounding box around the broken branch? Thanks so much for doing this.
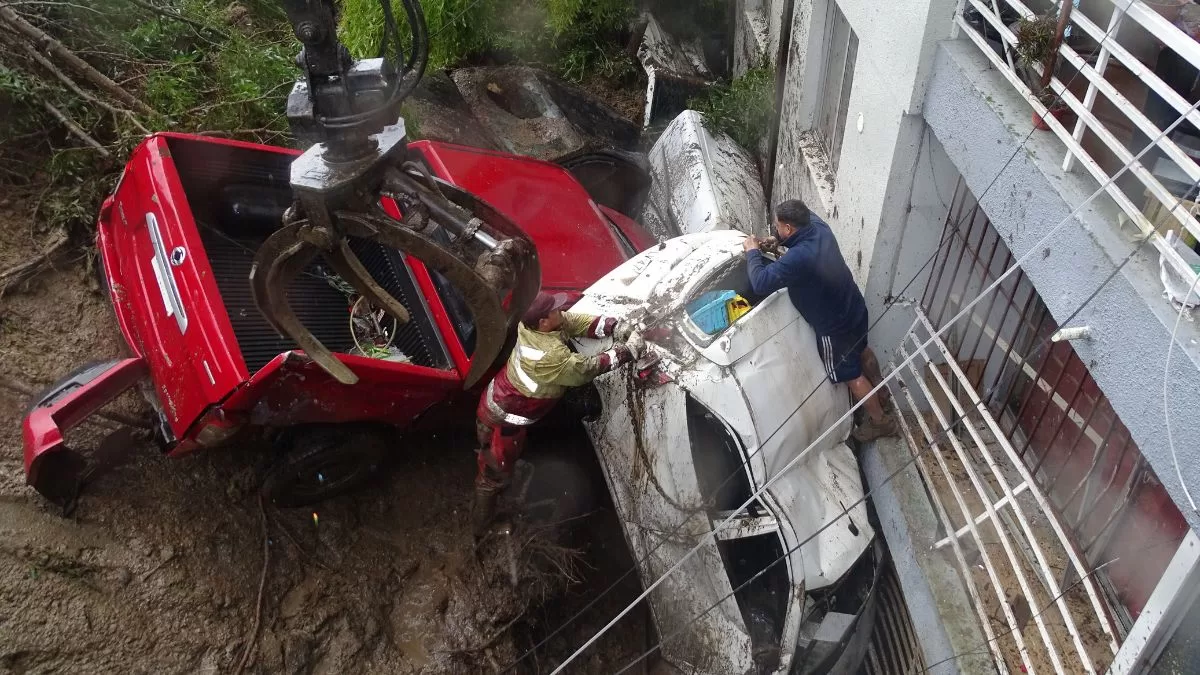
[2,31,150,134]
[0,4,156,116]
[0,228,70,291]
[38,98,110,157]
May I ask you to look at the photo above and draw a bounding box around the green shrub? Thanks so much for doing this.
[689,63,775,153]
[339,0,636,81]
[339,0,502,70]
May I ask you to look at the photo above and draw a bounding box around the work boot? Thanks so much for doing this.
[852,414,899,444]
[472,474,506,537]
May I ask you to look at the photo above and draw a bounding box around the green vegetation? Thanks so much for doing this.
[339,0,636,81]
[0,0,295,231]
[0,0,645,237]
[689,62,776,153]
[1014,14,1056,66]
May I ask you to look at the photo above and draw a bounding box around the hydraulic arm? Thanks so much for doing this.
[253,0,540,386]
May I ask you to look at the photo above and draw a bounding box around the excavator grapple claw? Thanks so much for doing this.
[257,0,541,390]
[249,162,540,389]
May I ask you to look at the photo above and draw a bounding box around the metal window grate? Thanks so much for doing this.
[918,182,1188,626]
[892,180,1193,672]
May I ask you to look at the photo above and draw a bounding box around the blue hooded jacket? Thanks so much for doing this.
[745,214,867,337]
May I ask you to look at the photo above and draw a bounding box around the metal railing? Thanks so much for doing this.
[890,310,1121,674]
[957,0,1200,296]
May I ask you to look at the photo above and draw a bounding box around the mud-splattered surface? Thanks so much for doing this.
[0,202,650,674]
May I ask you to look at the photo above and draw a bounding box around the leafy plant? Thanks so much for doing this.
[338,0,636,82]
[339,0,502,70]
[689,62,776,152]
[1014,14,1056,66]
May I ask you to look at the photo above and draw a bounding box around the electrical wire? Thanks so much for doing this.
[608,170,1200,674]
[503,9,1150,669]
[549,100,1200,675]
[1163,271,1200,513]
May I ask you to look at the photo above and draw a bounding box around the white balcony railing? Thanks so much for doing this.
[957,0,1200,301]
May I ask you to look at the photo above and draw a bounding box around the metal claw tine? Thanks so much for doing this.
[250,223,307,335]
[337,212,507,388]
[251,224,359,385]
[327,238,412,325]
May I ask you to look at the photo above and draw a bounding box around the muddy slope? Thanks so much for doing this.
[0,203,649,674]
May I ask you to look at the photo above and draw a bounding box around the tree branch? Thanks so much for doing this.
[121,0,228,39]
[0,4,157,116]
[1,30,150,134]
[39,98,110,156]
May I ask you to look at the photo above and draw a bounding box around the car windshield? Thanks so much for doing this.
[678,256,767,346]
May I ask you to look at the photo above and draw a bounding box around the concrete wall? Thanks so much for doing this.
[769,0,959,287]
[923,40,1200,534]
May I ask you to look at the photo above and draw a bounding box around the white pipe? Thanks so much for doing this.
[1051,326,1092,342]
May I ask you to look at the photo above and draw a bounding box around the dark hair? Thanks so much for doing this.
[774,199,812,229]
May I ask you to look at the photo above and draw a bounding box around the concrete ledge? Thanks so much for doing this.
[923,40,1200,533]
[862,437,996,675]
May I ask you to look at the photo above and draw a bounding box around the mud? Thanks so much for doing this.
[0,202,650,673]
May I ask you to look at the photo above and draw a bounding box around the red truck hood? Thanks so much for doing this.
[415,142,644,290]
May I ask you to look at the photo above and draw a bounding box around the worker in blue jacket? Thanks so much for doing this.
[744,199,897,442]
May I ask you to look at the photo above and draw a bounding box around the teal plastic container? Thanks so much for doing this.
[687,290,738,334]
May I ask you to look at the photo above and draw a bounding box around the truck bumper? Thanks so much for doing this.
[22,358,149,500]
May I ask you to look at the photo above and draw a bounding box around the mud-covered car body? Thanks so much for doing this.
[22,132,654,500]
[570,230,880,674]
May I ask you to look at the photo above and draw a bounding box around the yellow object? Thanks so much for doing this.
[726,295,751,323]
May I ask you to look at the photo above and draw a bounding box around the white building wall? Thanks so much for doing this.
[769,0,957,285]
[733,0,786,76]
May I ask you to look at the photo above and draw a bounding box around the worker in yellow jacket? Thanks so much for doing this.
[474,292,643,533]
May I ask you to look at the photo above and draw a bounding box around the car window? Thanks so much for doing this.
[679,257,767,346]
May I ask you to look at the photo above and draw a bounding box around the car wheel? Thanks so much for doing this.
[554,149,652,219]
[261,426,389,507]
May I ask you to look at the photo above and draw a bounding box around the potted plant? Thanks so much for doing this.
[1014,14,1057,67]
[1034,90,1069,130]
[1014,12,1071,130]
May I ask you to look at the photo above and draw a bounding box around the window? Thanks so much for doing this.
[814,2,858,175]
[680,257,766,345]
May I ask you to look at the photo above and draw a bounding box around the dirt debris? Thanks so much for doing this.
[0,201,650,674]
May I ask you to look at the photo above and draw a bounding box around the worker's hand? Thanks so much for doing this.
[742,236,762,252]
[625,331,646,359]
[614,320,635,343]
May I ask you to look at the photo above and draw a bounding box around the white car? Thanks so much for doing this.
[571,230,881,675]
[639,110,770,242]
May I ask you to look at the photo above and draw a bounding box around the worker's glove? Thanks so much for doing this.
[625,331,646,359]
[614,320,636,343]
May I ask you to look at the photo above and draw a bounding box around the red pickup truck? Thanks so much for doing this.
[23,132,653,507]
